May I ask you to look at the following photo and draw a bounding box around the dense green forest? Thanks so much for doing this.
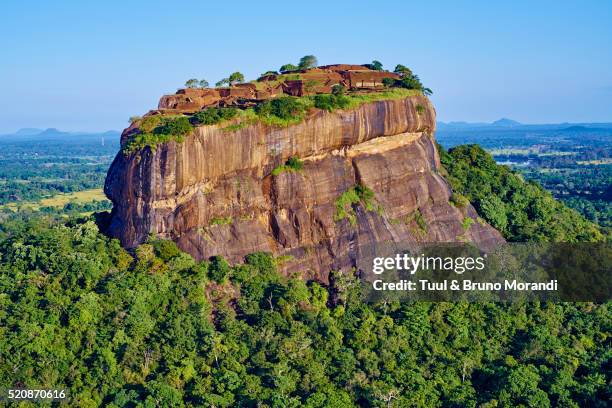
[0,146,609,407]
[439,144,605,242]
[436,125,611,231]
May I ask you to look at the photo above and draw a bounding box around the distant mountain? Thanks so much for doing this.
[491,118,522,127]
[37,128,70,137]
[14,128,44,135]
[0,128,120,140]
[437,120,612,132]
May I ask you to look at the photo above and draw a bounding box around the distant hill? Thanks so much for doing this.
[0,128,120,141]
[437,118,523,131]
[37,128,70,137]
[437,119,612,132]
[14,128,44,135]
[491,118,522,127]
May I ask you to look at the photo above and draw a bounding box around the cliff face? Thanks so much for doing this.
[105,95,503,280]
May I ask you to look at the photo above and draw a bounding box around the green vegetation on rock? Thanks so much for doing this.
[313,93,351,111]
[123,116,193,154]
[271,155,305,176]
[192,107,238,125]
[334,184,377,225]
[210,216,233,226]
[254,96,312,127]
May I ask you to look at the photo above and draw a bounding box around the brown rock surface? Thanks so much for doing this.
[105,95,503,281]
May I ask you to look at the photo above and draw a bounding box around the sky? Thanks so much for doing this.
[1,0,611,133]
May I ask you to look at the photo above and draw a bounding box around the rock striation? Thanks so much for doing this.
[105,90,504,281]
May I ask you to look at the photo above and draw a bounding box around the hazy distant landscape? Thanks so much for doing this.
[437,120,612,229]
[0,128,118,218]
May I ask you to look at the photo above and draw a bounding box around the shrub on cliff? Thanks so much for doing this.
[155,116,192,137]
[254,96,311,127]
[192,107,238,125]
[313,94,350,112]
[123,116,193,153]
[334,184,377,225]
[271,156,304,176]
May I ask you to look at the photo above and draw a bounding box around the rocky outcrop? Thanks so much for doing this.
[105,95,504,281]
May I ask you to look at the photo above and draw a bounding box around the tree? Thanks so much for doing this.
[209,255,231,282]
[298,55,318,69]
[331,84,346,96]
[185,78,199,88]
[199,79,209,88]
[382,77,396,88]
[393,64,413,77]
[228,72,245,85]
[279,63,298,72]
[367,60,383,71]
[216,72,245,87]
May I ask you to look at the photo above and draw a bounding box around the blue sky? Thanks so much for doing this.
[1,0,611,133]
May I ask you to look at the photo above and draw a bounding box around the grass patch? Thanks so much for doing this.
[462,217,475,231]
[271,156,304,176]
[450,193,469,209]
[210,216,233,226]
[274,255,295,266]
[403,208,428,236]
[334,184,376,226]
[1,188,108,212]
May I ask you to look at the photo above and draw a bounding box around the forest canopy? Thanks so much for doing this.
[0,145,609,407]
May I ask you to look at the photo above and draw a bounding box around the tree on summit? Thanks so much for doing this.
[366,60,384,70]
[393,64,413,77]
[279,63,298,72]
[185,78,209,88]
[298,55,318,69]
[184,78,199,88]
[215,71,245,87]
[389,64,433,95]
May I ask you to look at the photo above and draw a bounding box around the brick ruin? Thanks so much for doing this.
[155,64,401,114]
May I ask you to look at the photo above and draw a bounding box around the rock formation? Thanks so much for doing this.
[105,76,504,281]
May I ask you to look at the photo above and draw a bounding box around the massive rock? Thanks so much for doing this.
[105,95,503,281]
